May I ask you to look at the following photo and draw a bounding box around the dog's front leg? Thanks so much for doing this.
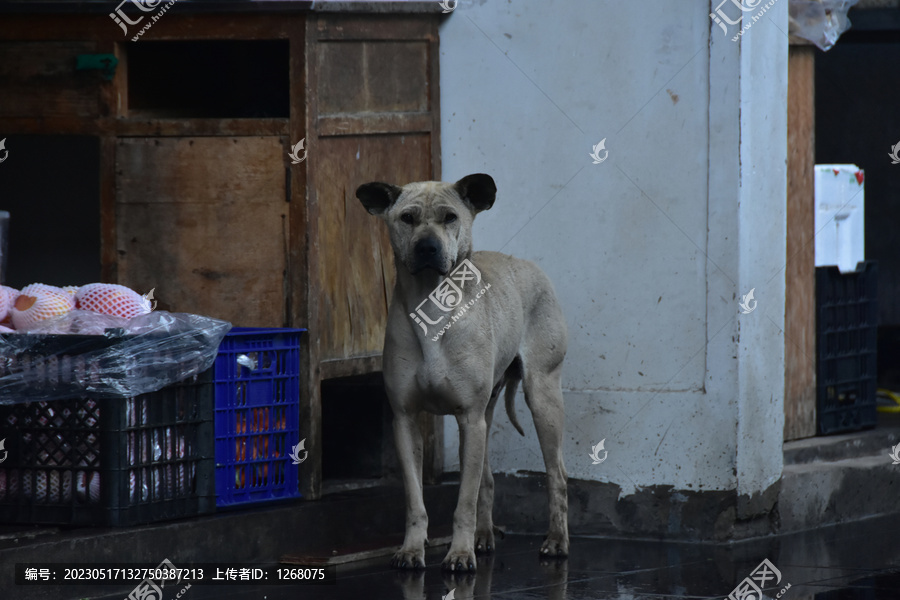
[391,412,428,569]
[443,413,487,572]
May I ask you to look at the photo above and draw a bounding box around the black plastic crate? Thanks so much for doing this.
[0,370,214,526]
[816,261,878,435]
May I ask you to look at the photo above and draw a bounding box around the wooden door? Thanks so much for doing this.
[301,14,443,494]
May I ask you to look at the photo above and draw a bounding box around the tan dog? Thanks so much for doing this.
[356,173,568,571]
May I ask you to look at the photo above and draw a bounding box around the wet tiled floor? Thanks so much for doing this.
[80,514,900,599]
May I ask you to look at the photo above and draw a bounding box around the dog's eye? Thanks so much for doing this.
[444,213,458,224]
[400,214,415,225]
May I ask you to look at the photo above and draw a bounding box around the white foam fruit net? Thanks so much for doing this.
[11,285,75,330]
[75,283,152,320]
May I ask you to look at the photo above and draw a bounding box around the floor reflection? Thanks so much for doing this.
[394,554,569,600]
[81,513,900,599]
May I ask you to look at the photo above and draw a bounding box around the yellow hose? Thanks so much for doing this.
[877,388,900,413]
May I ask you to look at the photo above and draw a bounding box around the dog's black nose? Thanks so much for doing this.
[414,237,440,258]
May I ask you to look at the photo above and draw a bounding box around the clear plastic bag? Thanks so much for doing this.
[0,310,232,404]
[22,309,129,335]
[789,0,859,51]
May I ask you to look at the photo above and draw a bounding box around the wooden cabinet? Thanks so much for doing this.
[0,6,442,498]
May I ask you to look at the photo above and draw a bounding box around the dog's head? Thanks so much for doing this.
[356,173,496,276]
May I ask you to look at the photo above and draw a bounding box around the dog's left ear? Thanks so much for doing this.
[356,182,402,216]
[454,174,496,213]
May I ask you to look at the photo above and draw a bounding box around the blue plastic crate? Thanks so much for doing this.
[214,327,306,507]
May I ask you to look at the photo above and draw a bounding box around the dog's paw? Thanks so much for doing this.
[474,528,495,554]
[441,547,477,572]
[539,532,569,558]
[390,548,426,570]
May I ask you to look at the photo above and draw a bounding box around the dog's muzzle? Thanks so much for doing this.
[411,236,447,274]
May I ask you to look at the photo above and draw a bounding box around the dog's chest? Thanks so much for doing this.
[410,353,486,413]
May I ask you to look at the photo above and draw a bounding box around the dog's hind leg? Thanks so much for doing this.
[476,360,525,554]
[522,360,569,557]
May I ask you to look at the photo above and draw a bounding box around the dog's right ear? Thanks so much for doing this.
[356,182,402,216]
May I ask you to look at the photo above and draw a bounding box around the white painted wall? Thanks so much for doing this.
[439,0,787,503]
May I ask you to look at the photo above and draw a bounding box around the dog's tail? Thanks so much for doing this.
[505,358,525,436]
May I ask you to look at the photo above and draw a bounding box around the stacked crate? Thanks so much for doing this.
[816,261,878,434]
[0,351,214,526]
[213,327,305,508]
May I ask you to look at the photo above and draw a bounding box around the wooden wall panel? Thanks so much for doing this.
[315,134,431,360]
[0,41,100,118]
[784,45,817,441]
[115,136,288,327]
[0,15,293,42]
[317,41,430,114]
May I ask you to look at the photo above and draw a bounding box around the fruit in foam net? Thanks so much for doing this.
[75,283,152,319]
[0,286,17,327]
[10,284,75,330]
[21,283,68,297]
